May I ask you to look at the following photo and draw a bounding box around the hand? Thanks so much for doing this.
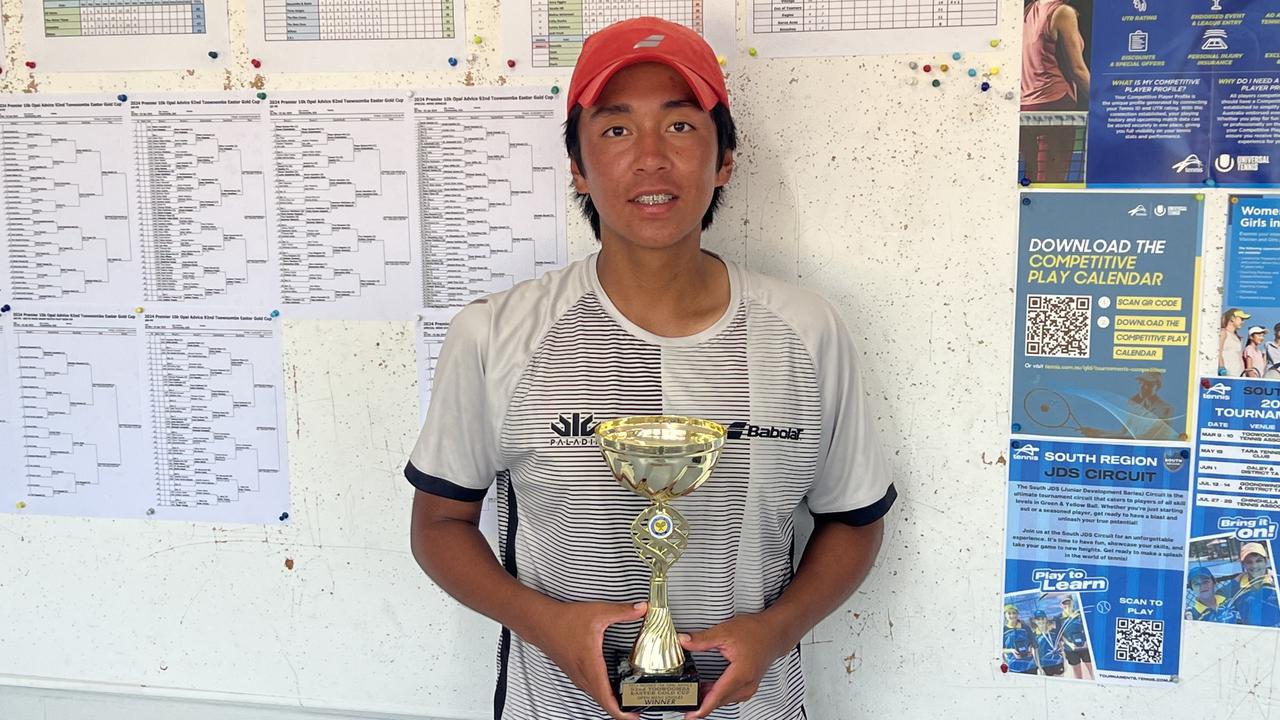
[524,600,648,720]
[678,614,792,719]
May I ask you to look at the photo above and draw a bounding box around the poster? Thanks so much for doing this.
[1018,0,1280,187]
[1221,195,1280,378]
[1003,439,1189,683]
[1188,377,1280,628]
[1012,192,1203,442]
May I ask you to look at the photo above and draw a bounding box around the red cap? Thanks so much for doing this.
[567,17,728,113]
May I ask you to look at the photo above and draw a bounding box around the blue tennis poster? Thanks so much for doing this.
[1012,192,1204,442]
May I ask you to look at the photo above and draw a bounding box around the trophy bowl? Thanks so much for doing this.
[595,415,725,501]
[594,415,726,712]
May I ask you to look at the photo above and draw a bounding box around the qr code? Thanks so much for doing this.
[1114,617,1164,664]
[1025,294,1091,358]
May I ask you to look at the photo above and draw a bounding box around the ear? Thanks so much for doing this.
[714,148,734,188]
[570,156,589,195]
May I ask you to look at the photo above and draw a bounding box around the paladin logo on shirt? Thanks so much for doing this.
[726,421,804,441]
[549,412,598,446]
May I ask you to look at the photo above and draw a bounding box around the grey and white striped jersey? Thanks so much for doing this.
[406,252,895,720]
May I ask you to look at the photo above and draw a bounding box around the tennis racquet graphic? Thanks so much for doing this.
[1023,388,1085,433]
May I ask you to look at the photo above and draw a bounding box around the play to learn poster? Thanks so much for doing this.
[1004,439,1189,683]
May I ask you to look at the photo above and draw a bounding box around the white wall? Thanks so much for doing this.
[3,0,1272,716]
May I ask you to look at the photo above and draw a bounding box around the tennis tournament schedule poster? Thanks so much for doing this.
[1002,438,1190,683]
[1011,192,1203,444]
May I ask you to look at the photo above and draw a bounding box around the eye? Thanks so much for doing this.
[669,121,693,133]
[603,126,629,137]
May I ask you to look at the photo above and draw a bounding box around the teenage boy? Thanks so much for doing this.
[405,17,894,720]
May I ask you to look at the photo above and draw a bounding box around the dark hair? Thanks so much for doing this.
[563,102,737,240]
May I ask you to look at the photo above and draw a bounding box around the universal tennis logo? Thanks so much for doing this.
[726,421,804,441]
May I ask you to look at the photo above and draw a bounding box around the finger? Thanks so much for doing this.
[579,660,639,720]
[678,631,723,653]
[685,669,740,719]
[607,601,649,624]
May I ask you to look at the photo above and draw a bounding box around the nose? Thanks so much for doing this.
[633,127,671,174]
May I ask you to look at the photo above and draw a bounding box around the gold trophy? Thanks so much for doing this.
[595,415,726,712]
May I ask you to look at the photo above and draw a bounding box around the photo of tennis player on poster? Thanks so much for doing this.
[1019,0,1092,186]
[1003,589,1093,680]
[1186,535,1280,628]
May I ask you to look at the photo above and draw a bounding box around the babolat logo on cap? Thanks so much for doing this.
[549,412,598,446]
[726,421,804,441]
[634,34,665,48]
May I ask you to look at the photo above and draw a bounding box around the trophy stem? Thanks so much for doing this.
[630,571,685,675]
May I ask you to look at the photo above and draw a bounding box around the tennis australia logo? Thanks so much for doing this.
[726,421,804,441]
[634,34,665,48]
[549,412,598,446]
[1013,444,1039,461]
[1203,382,1231,400]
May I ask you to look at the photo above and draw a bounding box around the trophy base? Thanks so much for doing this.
[616,655,700,712]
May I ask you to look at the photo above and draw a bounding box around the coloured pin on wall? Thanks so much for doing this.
[448,56,458,66]
[25,61,36,69]
[117,94,128,102]
[251,58,262,68]
[208,50,219,59]
[507,59,516,68]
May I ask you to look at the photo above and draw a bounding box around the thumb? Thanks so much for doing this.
[609,601,649,623]
[678,629,721,653]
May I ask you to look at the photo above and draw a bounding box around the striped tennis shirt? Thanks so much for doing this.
[406,251,895,720]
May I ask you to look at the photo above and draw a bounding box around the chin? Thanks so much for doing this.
[603,223,703,250]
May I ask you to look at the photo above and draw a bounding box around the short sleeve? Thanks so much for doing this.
[806,308,896,526]
[404,301,502,501]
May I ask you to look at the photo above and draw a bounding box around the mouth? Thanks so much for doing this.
[631,193,677,206]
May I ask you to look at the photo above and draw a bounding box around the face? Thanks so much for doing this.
[1252,332,1265,345]
[571,63,733,251]
[1196,577,1215,597]
[1245,553,1269,579]
[1005,608,1019,624]
[1231,315,1245,330]
[1061,597,1073,613]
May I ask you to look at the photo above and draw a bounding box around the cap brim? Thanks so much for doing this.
[574,53,720,111]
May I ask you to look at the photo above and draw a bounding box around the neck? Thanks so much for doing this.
[595,238,730,338]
